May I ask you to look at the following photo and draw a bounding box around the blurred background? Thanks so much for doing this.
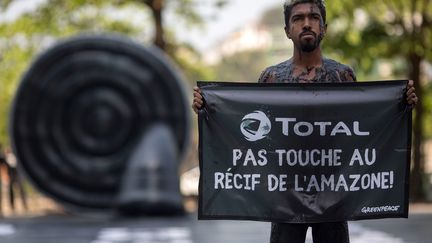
[0,0,431,242]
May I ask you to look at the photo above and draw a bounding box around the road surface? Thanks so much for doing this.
[0,212,430,243]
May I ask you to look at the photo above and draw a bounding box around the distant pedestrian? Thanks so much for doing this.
[4,147,28,212]
[0,146,6,216]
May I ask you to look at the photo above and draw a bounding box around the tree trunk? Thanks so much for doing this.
[150,0,166,50]
[409,53,426,201]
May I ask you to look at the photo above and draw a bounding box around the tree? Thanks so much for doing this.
[116,0,227,51]
[325,0,432,200]
[0,0,225,147]
[213,50,271,82]
[0,0,143,147]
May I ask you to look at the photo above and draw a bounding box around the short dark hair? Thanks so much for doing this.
[284,0,326,27]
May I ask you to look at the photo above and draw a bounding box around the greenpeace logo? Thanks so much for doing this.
[361,205,400,214]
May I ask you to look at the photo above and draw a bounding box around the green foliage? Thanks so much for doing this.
[0,0,142,147]
[324,0,432,73]
[424,83,432,139]
[171,44,216,86]
[324,0,432,200]
[0,0,12,10]
[0,0,224,147]
[0,46,33,145]
[213,50,271,82]
[324,0,432,132]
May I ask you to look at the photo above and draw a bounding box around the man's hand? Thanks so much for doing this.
[192,86,204,114]
[406,80,418,107]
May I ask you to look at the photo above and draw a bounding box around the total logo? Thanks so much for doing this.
[239,110,370,142]
[240,111,271,142]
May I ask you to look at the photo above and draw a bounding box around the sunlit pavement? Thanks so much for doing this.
[0,212,431,243]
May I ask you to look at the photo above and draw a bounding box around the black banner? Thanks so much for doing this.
[198,81,412,223]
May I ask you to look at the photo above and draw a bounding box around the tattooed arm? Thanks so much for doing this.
[342,66,357,82]
[258,67,276,83]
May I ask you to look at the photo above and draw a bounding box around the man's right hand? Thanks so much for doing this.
[192,86,203,114]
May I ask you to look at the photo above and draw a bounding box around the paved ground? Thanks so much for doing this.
[0,210,431,243]
[353,213,432,243]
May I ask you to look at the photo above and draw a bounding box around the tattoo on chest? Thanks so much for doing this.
[294,66,319,83]
[262,59,355,84]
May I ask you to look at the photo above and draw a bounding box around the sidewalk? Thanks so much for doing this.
[409,202,432,214]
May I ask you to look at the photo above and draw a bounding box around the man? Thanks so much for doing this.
[4,147,28,212]
[258,0,355,84]
[192,0,418,242]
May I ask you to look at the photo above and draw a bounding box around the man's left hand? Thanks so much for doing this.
[406,80,418,107]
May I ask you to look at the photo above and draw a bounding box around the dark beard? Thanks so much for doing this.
[299,32,323,52]
[300,39,321,52]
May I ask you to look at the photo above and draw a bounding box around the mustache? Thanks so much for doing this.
[300,31,317,38]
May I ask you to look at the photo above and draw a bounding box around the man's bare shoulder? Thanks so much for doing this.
[258,59,293,83]
[323,58,357,82]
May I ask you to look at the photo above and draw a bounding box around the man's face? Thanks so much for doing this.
[285,3,326,53]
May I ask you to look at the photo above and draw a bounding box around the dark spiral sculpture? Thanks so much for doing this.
[10,35,190,211]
